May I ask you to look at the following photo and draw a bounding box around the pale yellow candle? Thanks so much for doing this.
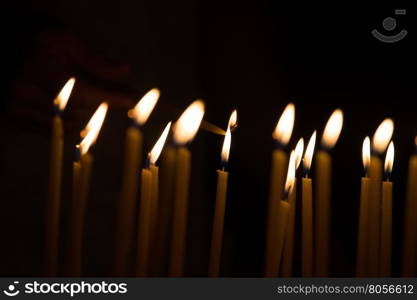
[368,119,393,276]
[114,88,159,276]
[356,136,370,277]
[65,103,108,277]
[301,131,316,277]
[380,141,394,277]
[45,78,75,276]
[265,103,294,277]
[169,100,205,277]
[403,151,417,277]
[282,138,304,277]
[208,112,235,277]
[315,109,343,277]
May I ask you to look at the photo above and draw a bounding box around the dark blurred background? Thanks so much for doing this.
[0,1,413,277]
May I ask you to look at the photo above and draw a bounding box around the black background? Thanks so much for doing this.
[0,1,413,277]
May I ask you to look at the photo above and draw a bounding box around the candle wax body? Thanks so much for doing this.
[169,147,191,277]
[403,155,417,277]
[315,150,331,277]
[356,177,370,277]
[136,168,153,276]
[152,146,176,276]
[380,181,392,277]
[265,149,287,277]
[368,155,382,276]
[114,126,143,276]
[208,170,228,277]
[302,177,313,277]
[275,200,291,276]
[149,164,159,274]
[281,180,297,277]
[45,115,64,276]
[65,153,93,276]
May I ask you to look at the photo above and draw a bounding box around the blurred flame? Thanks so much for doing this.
[53,77,75,112]
[149,122,172,165]
[173,100,205,146]
[303,131,317,172]
[372,119,394,154]
[384,141,394,175]
[284,150,296,197]
[128,88,160,125]
[79,102,108,155]
[221,127,232,164]
[227,110,238,130]
[272,103,295,145]
[321,109,343,149]
[294,138,304,170]
[362,136,370,173]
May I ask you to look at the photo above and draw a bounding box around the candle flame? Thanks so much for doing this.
[173,100,205,146]
[228,110,238,131]
[294,138,304,170]
[303,130,316,172]
[284,150,296,198]
[78,102,108,155]
[128,88,160,125]
[362,136,370,174]
[272,103,295,146]
[321,109,343,149]
[384,141,394,175]
[53,77,75,112]
[221,127,232,165]
[149,122,172,165]
[372,119,394,154]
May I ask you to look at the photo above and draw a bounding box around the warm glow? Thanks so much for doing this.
[78,102,108,155]
[149,122,172,165]
[228,110,238,130]
[294,138,304,170]
[172,100,205,146]
[372,119,394,154]
[362,136,370,173]
[284,150,296,197]
[303,131,316,172]
[321,109,343,149]
[221,127,232,164]
[384,141,394,175]
[53,77,75,112]
[128,88,160,125]
[272,103,295,146]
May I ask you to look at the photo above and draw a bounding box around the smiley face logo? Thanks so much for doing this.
[3,281,20,297]
[372,9,407,43]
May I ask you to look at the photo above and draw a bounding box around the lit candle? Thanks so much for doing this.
[169,100,205,277]
[301,131,316,277]
[368,119,393,276]
[282,138,304,277]
[265,103,295,277]
[356,136,371,277]
[45,78,75,276]
[380,141,394,277]
[208,110,237,277]
[65,102,108,276]
[113,89,159,276]
[315,109,343,277]
[403,137,417,277]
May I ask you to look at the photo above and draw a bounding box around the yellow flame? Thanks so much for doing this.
[303,131,316,172]
[227,110,238,130]
[221,127,232,164]
[321,109,343,149]
[172,100,205,146]
[372,119,394,154]
[362,136,370,173]
[294,138,304,170]
[149,122,172,165]
[284,150,296,197]
[272,103,295,145]
[79,102,108,155]
[53,77,75,112]
[384,141,394,175]
[128,88,160,125]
